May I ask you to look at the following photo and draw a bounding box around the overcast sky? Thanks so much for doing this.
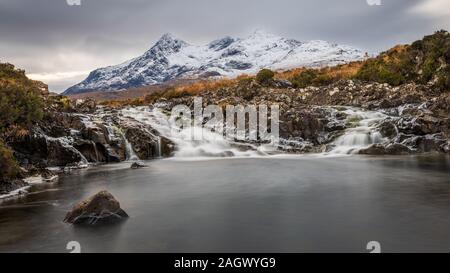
[0,0,449,92]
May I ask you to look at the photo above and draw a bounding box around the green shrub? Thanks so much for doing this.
[436,66,450,91]
[355,58,407,86]
[160,87,192,100]
[0,140,20,183]
[0,83,43,131]
[0,63,28,84]
[0,62,44,132]
[256,69,275,84]
[313,74,333,86]
[289,69,340,88]
[238,76,254,86]
[290,69,315,88]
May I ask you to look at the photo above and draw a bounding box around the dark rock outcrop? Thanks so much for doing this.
[280,107,329,145]
[377,119,398,138]
[359,143,412,155]
[121,118,175,159]
[10,129,85,167]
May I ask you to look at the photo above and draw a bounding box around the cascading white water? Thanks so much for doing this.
[122,106,389,158]
[122,107,265,159]
[91,141,100,162]
[329,108,387,154]
[103,121,140,161]
[120,132,140,161]
[156,136,162,158]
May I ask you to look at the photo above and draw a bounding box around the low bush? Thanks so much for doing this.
[256,69,275,84]
[0,83,44,131]
[0,140,20,183]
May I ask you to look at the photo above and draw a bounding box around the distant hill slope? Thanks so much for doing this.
[63,30,365,95]
[355,30,450,90]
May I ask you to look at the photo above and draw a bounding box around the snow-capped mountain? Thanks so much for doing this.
[64,30,366,95]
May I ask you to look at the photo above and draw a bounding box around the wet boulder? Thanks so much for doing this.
[396,115,445,136]
[120,119,175,159]
[401,133,448,153]
[130,162,147,169]
[81,126,107,144]
[325,121,346,132]
[377,119,398,138]
[273,79,293,88]
[414,115,446,135]
[358,143,412,155]
[124,126,159,159]
[39,112,71,138]
[442,141,450,153]
[280,108,328,145]
[104,145,124,162]
[10,130,85,167]
[160,136,175,157]
[74,98,97,114]
[64,191,128,225]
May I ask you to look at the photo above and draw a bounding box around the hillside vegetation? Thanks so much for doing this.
[0,62,47,184]
[356,30,450,90]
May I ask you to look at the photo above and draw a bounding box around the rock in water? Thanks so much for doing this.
[130,162,147,169]
[64,191,128,225]
[358,143,412,155]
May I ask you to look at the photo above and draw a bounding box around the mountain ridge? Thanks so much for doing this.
[63,30,366,95]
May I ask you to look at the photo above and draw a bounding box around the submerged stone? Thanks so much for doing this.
[130,162,147,169]
[64,191,128,225]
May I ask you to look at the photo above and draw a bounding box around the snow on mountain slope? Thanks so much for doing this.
[64,30,366,95]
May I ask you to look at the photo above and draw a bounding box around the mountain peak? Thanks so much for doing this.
[150,33,188,54]
[155,33,186,46]
[63,31,365,95]
[159,33,176,41]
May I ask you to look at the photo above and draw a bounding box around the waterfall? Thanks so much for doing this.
[329,108,387,154]
[156,136,162,158]
[91,141,99,162]
[122,106,389,158]
[120,132,140,161]
[104,122,140,161]
[121,107,263,159]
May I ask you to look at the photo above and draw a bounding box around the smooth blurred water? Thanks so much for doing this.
[0,155,449,253]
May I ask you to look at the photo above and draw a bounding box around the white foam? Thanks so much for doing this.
[328,108,387,154]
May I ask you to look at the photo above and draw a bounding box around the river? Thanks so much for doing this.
[0,155,449,253]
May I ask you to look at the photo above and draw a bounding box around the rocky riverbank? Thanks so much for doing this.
[1,95,176,198]
[2,75,449,198]
[7,99,175,168]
